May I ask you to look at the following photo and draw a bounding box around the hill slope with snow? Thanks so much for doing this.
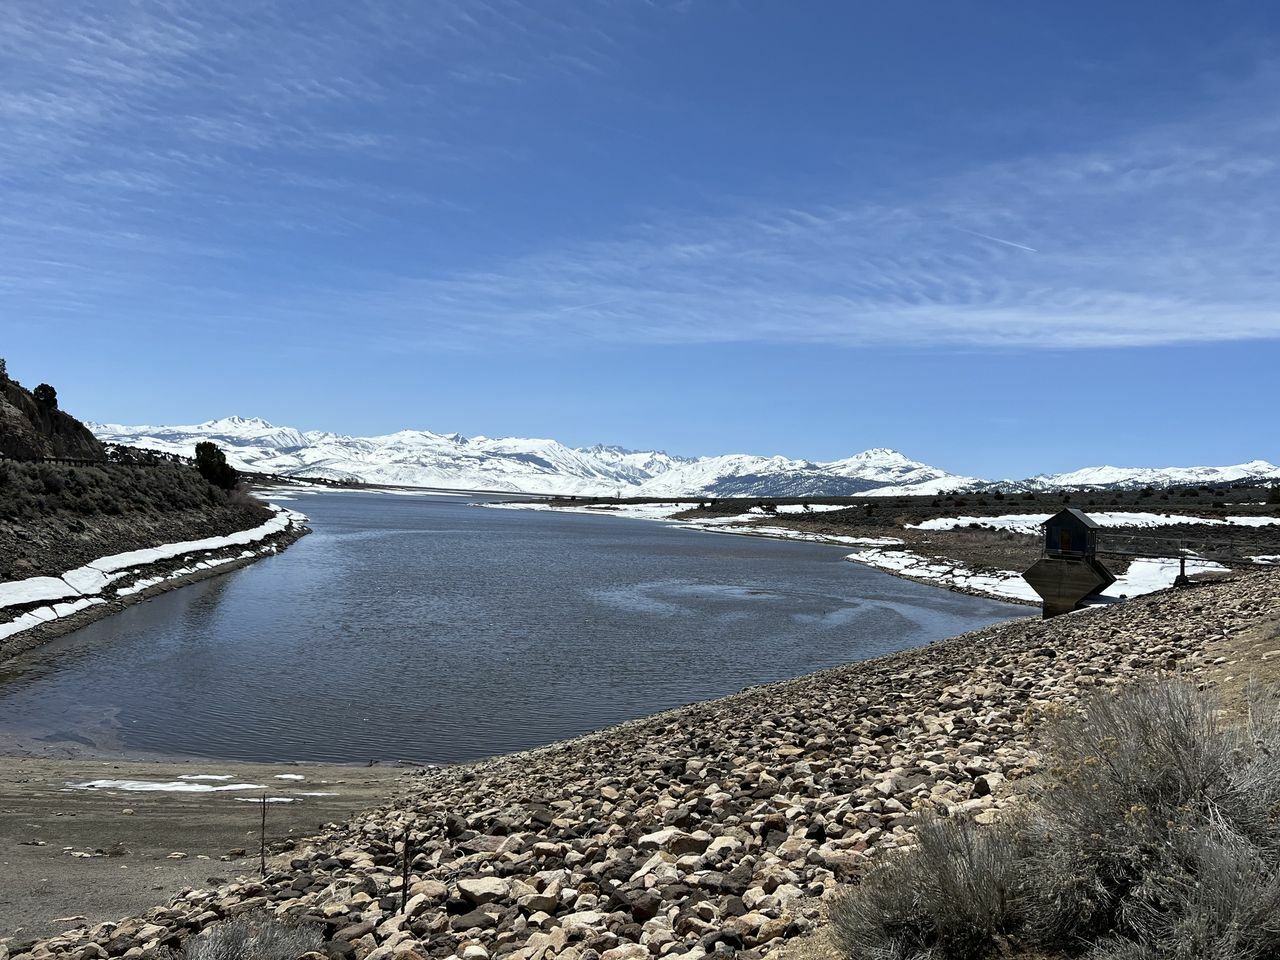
[89,417,1278,498]
[1015,461,1280,491]
[89,417,973,497]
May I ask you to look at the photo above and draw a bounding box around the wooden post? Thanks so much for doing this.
[260,794,268,878]
[400,823,412,912]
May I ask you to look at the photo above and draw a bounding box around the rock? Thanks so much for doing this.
[600,947,649,960]
[409,879,448,901]
[637,829,709,856]
[457,877,510,905]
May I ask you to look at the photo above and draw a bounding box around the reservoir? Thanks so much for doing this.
[0,491,1025,763]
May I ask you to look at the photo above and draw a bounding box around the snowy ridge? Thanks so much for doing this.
[1015,460,1280,492]
[90,417,968,497]
[90,416,1277,498]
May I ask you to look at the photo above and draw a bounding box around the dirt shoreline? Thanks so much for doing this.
[0,755,415,942]
[0,523,309,664]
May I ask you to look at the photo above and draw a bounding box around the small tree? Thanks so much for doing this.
[0,357,7,380]
[195,441,238,490]
[1269,485,1280,505]
[33,383,57,408]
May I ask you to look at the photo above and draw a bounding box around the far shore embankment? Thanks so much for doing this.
[0,505,309,663]
[485,494,1280,607]
[8,566,1277,960]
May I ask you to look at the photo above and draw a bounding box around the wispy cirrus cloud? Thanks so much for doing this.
[2,2,1280,353]
[313,92,1280,351]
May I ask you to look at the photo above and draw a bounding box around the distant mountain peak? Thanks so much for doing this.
[204,415,275,430]
[86,417,1280,498]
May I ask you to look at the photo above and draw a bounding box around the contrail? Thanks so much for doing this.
[956,228,1038,253]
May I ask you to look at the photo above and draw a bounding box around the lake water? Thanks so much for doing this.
[0,492,1025,763]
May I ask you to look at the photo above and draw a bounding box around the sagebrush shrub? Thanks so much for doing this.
[831,680,1280,960]
[184,914,322,960]
[829,816,1029,960]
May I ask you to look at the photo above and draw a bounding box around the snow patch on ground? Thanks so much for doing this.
[844,548,1041,604]
[747,504,850,515]
[911,512,1280,533]
[1101,557,1229,598]
[69,779,266,793]
[51,597,105,619]
[846,546,1230,605]
[696,525,905,547]
[0,577,81,609]
[484,501,692,521]
[479,500,1252,606]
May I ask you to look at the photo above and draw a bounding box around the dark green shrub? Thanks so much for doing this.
[195,441,238,490]
[38,464,65,494]
[33,382,57,408]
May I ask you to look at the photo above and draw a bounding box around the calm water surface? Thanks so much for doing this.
[0,492,1025,763]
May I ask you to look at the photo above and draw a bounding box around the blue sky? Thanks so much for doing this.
[3,1,1279,478]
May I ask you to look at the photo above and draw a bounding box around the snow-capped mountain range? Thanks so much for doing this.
[88,416,1280,498]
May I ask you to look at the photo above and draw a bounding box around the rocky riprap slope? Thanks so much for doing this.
[8,570,1278,960]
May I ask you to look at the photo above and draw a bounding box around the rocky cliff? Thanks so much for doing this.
[0,378,104,460]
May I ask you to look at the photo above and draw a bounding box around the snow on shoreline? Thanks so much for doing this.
[482,501,1041,601]
[0,505,307,642]
[483,501,694,521]
[483,500,1261,605]
[910,511,1280,533]
[70,779,267,793]
[842,548,1041,603]
[258,484,470,501]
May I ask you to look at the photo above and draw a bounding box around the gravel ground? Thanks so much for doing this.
[6,568,1277,960]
